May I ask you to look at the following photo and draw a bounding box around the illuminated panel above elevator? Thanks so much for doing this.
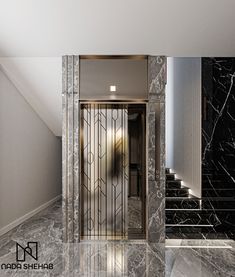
[80,57,148,100]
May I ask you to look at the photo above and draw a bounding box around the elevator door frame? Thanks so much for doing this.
[79,101,147,241]
[127,104,147,239]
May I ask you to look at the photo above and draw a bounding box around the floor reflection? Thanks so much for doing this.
[0,200,234,277]
[165,239,235,277]
[63,242,165,276]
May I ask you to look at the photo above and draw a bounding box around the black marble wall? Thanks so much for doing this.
[202,58,235,238]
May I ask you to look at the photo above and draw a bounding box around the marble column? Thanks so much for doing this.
[147,56,166,243]
[62,55,80,242]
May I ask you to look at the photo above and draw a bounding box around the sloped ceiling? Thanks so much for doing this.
[0,58,62,136]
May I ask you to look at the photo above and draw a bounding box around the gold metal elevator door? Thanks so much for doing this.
[81,104,128,240]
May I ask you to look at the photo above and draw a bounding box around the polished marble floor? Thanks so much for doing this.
[0,200,234,276]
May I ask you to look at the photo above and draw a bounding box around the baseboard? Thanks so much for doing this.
[0,195,61,237]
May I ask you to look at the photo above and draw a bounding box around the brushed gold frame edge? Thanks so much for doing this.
[80,100,148,104]
[80,55,148,60]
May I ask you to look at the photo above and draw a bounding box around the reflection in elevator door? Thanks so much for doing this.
[80,104,128,240]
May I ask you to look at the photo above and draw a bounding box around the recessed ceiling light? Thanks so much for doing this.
[110,85,116,92]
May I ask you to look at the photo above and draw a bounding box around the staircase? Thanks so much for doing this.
[201,170,235,238]
[165,168,235,239]
[165,168,212,239]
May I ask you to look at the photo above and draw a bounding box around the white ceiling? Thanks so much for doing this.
[0,0,235,57]
[0,0,235,136]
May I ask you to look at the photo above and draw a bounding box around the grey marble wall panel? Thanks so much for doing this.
[62,55,80,243]
[147,56,166,243]
[148,56,166,102]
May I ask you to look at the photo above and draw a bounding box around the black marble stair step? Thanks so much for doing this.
[166,228,235,240]
[166,196,200,209]
[166,210,223,225]
[166,224,235,234]
[166,226,216,238]
[166,209,235,225]
[166,187,189,197]
[166,173,176,180]
[202,188,235,197]
[166,180,182,189]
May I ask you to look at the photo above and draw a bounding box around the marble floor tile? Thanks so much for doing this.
[0,200,234,276]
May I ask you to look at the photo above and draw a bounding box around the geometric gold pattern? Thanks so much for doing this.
[81,104,128,239]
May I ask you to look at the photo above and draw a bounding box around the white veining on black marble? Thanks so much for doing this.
[167,59,235,239]
[201,58,235,239]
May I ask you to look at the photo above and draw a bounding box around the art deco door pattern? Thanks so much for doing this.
[80,104,128,239]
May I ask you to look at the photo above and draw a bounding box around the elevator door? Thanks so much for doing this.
[81,104,128,240]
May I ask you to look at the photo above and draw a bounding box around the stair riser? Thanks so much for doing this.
[165,168,235,240]
[166,210,235,225]
[166,199,200,209]
[166,181,182,189]
[166,174,175,180]
[166,225,235,233]
[166,227,235,239]
[166,190,189,197]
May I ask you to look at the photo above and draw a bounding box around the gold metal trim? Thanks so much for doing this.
[80,100,148,104]
[80,55,147,60]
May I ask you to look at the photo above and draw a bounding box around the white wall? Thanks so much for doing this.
[166,58,201,198]
[0,69,62,232]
